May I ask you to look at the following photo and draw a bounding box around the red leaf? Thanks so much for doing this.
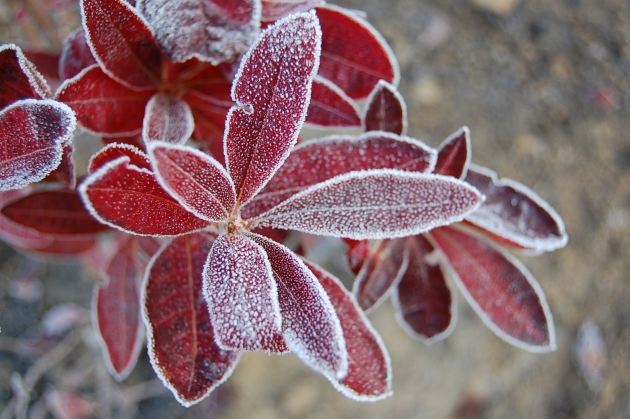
[0,99,76,191]
[261,0,324,22]
[248,233,347,379]
[144,233,240,406]
[137,0,260,65]
[464,165,568,253]
[353,239,408,311]
[43,142,76,189]
[434,126,470,179]
[0,44,50,107]
[363,80,407,135]
[392,235,455,343]
[88,143,151,174]
[225,11,321,205]
[242,132,436,218]
[305,76,361,128]
[304,260,392,400]
[343,238,370,275]
[253,170,483,240]
[21,236,98,256]
[79,156,208,236]
[59,28,97,81]
[94,236,144,380]
[148,143,236,222]
[21,50,61,84]
[56,65,153,136]
[203,234,287,352]
[143,93,194,144]
[430,226,556,351]
[0,190,54,249]
[81,0,162,89]
[316,6,399,99]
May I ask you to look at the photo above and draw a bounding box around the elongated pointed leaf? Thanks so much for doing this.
[143,233,241,407]
[305,76,361,128]
[81,0,162,89]
[434,127,470,179]
[353,239,408,312]
[203,234,286,352]
[316,6,399,99]
[363,80,406,135]
[430,226,556,352]
[137,0,260,65]
[94,236,144,380]
[143,93,194,144]
[0,44,50,107]
[148,142,236,222]
[261,0,324,21]
[304,260,392,400]
[59,28,97,81]
[254,170,483,240]
[0,99,76,191]
[464,164,568,252]
[392,235,455,344]
[80,156,208,236]
[226,11,321,205]
[248,233,347,378]
[88,143,152,174]
[242,132,436,218]
[56,65,153,136]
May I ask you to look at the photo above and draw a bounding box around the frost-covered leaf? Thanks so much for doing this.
[242,132,436,218]
[94,236,144,380]
[56,65,152,136]
[137,0,260,65]
[430,226,556,352]
[0,99,76,191]
[88,143,151,174]
[80,156,208,236]
[59,28,97,81]
[316,6,399,99]
[305,76,361,128]
[148,142,236,222]
[261,0,324,21]
[353,239,408,312]
[0,44,50,107]
[248,233,346,378]
[392,235,455,344]
[464,164,568,253]
[143,93,194,144]
[363,80,406,135]
[304,260,391,400]
[43,142,76,189]
[81,0,162,89]
[434,126,470,179]
[203,234,286,352]
[254,170,483,240]
[1,190,109,236]
[226,11,321,205]
[143,233,240,407]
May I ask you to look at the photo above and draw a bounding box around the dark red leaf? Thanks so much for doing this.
[343,238,370,275]
[144,233,240,406]
[100,134,145,150]
[88,143,152,174]
[59,27,97,81]
[20,236,98,256]
[261,0,324,21]
[21,50,61,83]
[225,11,321,205]
[305,76,361,128]
[363,80,406,135]
[143,93,194,144]
[316,6,399,99]
[0,190,53,249]
[42,141,76,189]
[430,226,556,351]
[0,44,50,107]
[434,126,470,179]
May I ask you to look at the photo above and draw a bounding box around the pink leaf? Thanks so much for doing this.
[148,142,236,222]
[56,65,152,136]
[261,0,324,22]
[203,234,286,352]
[0,99,76,191]
[464,164,568,253]
[430,226,556,351]
[253,170,483,240]
[94,236,144,380]
[305,76,361,128]
[304,260,392,400]
[248,233,347,378]
[88,143,151,174]
[0,44,50,107]
[392,235,455,343]
[143,233,240,406]
[434,126,470,179]
[21,236,98,256]
[352,239,408,311]
[363,80,407,135]
[137,0,261,65]
[343,238,370,275]
[59,28,97,81]
[225,11,321,205]
[316,6,399,99]
[81,0,162,89]
[242,132,436,218]
[143,93,194,144]
[79,156,208,236]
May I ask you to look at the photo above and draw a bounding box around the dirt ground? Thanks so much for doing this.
[1,0,629,418]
